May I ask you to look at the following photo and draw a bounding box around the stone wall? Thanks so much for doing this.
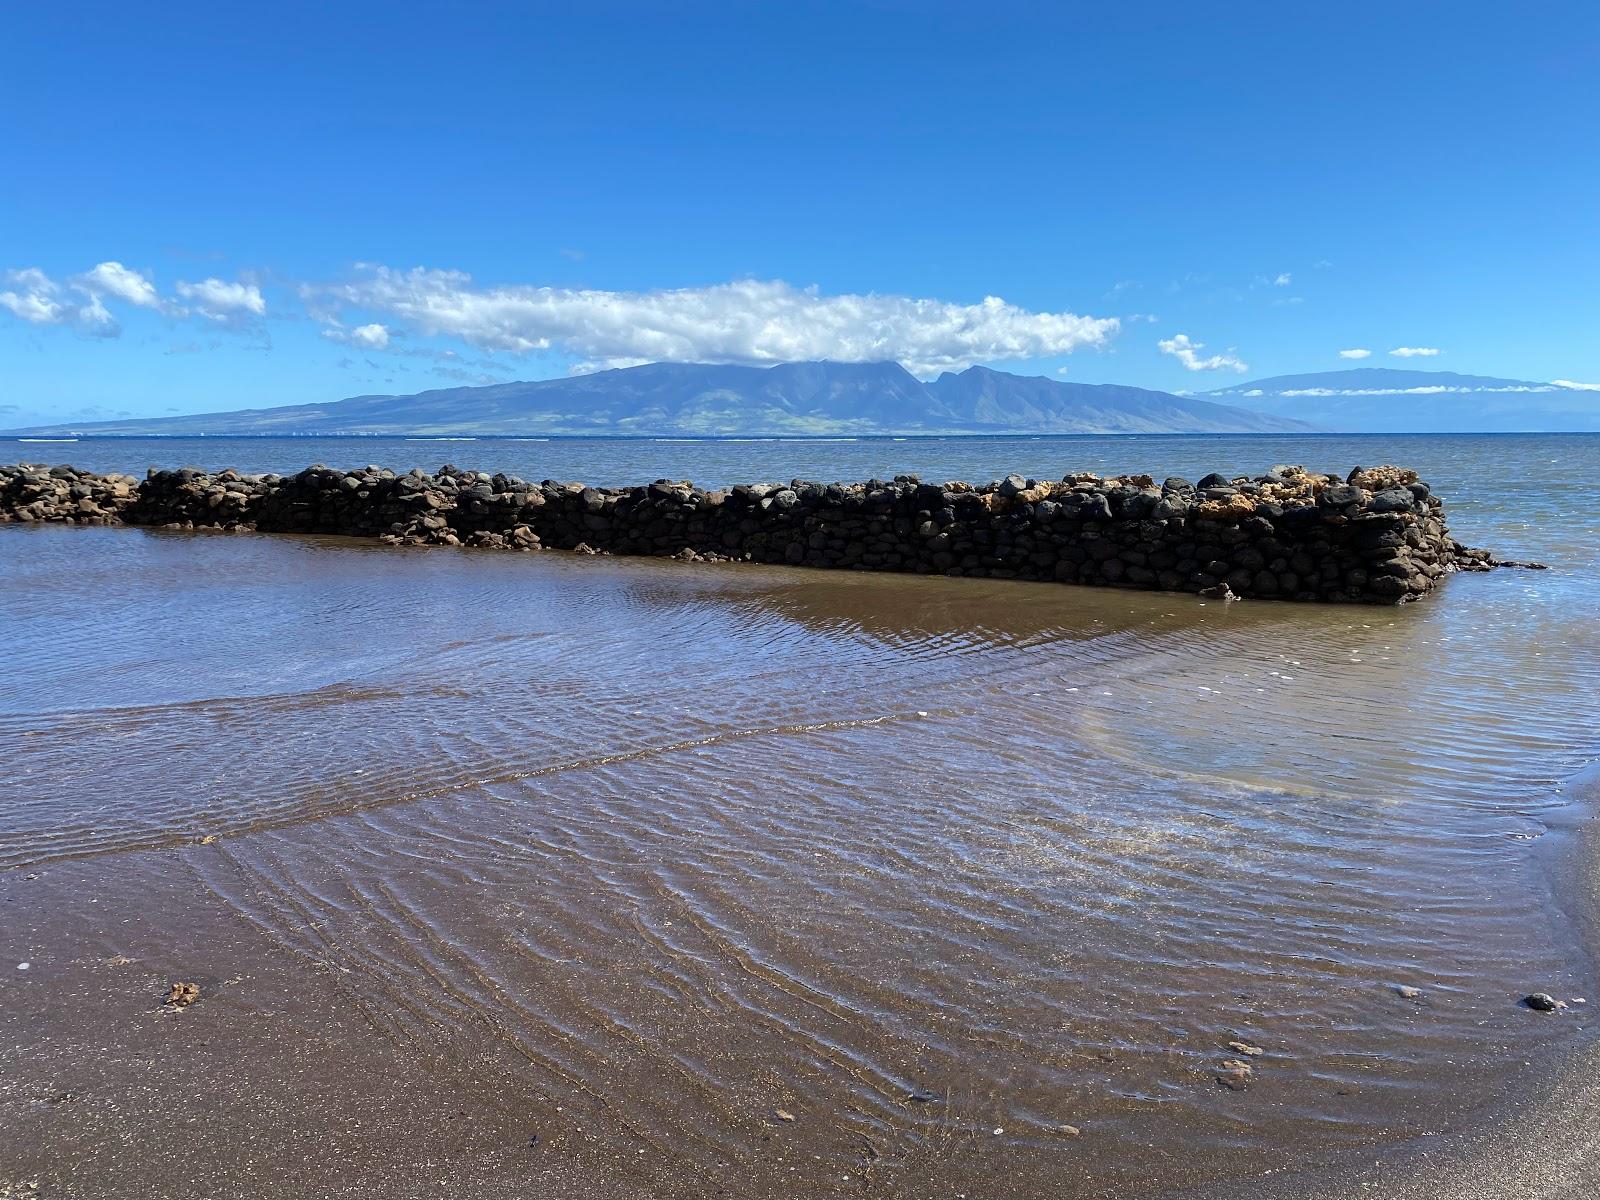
[1,460,1506,604]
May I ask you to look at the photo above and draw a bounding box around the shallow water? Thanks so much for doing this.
[3,433,1599,1196]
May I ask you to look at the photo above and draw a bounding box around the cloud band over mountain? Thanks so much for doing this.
[308,269,1121,377]
[2,260,1121,378]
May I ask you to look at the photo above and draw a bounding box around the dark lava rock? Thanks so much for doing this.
[1524,992,1564,1012]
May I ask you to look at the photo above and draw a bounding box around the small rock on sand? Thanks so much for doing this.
[1216,1058,1255,1090]
[774,1108,796,1123]
[1227,1040,1264,1057]
[1525,992,1565,1012]
[1396,984,1423,999]
[165,981,201,1008]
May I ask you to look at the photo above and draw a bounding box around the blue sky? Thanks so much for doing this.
[2,0,1597,426]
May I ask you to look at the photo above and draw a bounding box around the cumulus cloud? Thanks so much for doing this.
[1552,380,1600,391]
[1390,346,1441,358]
[175,277,266,322]
[0,269,67,324]
[1273,272,1292,287]
[0,267,119,335]
[309,269,1120,377]
[1339,348,1372,359]
[350,322,389,349]
[1158,332,1248,373]
[2,261,269,337]
[322,321,391,350]
[79,261,159,308]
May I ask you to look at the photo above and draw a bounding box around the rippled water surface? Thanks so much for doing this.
[3,433,1599,1197]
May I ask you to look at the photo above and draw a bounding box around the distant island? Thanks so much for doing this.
[1205,368,1600,433]
[2,361,1312,437]
[4,362,1596,438]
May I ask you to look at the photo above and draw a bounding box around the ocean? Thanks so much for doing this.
[3,432,1598,1197]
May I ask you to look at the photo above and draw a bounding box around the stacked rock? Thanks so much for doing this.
[0,460,1504,605]
[128,467,276,530]
[0,463,140,525]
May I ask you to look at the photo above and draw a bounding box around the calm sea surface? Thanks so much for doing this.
[4,432,1599,1196]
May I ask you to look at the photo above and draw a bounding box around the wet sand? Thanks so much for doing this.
[8,791,1591,1200]
[1166,767,1600,1199]
[3,504,1598,1196]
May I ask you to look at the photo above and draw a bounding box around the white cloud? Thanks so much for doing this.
[0,269,67,324]
[175,277,266,322]
[1339,348,1372,359]
[310,269,1120,377]
[1157,332,1248,373]
[1389,346,1441,358]
[0,267,118,335]
[1273,272,1292,287]
[323,321,392,350]
[79,261,159,308]
[2,261,275,339]
[1553,379,1600,391]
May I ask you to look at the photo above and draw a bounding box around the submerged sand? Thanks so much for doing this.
[3,523,1597,1197]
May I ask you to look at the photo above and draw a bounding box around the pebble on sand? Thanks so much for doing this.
[165,981,201,1008]
[1524,992,1565,1012]
[1216,1058,1255,1090]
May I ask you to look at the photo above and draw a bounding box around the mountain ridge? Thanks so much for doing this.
[3,360,1316,437]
